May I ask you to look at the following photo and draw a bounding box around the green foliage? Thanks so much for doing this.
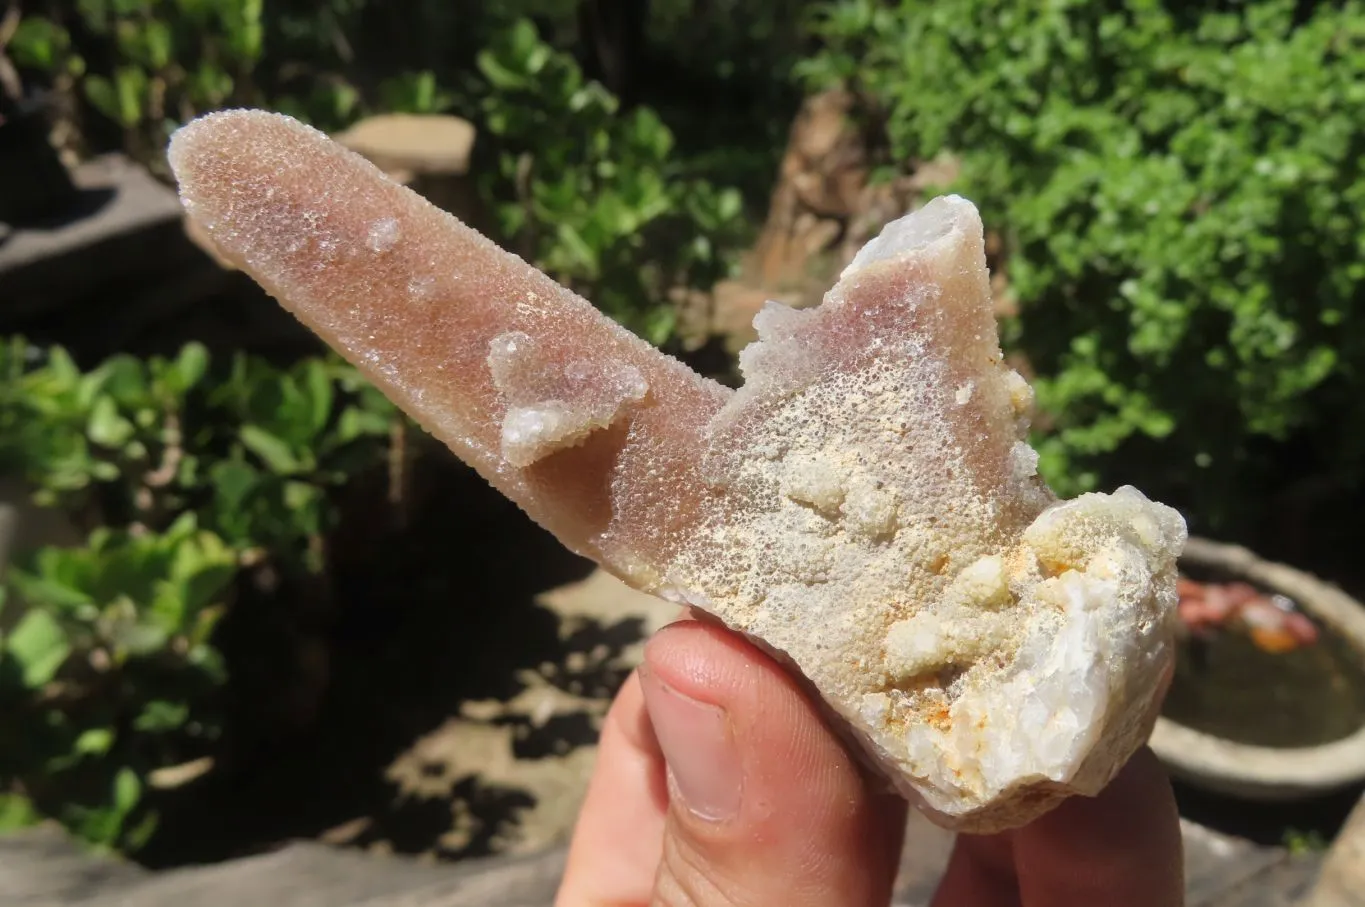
[804,0,1365,524]
[477,19,744,344]
[0,339,207,521]
[203,355,394,568]
[7,514,235,672]
[8,0,424,166]
[1,339,394,574]
[376,69,453,115]
[12,4,751,347]
[0,514,234,850]
[1283,827,1328,855]
[9,15,79,74]
[11,0,268,162]
[0,339,396,848]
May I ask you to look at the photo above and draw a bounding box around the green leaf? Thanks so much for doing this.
[121,810,158,852]
[555,223,599,275]
[221,0,264,62]
[87,396,135,448]
[141,19,172,69]
[187,61,234,107]
[45,346,82,386]
[6,609,71,687]
[147,581,186,638]
[0,794,40,833]
[171,343,209,393]
[134,700,188,733]
[11,17,71,70]
[100,356,150,404]
[478,53,518,91]
[8,567,95,615]
[240,425,301,474]
[109,620,169,658]
[75,727,116,755]
[641,306,679,347]
[209,458,258,510]
[114,66,148,127]
[173,0,211,22]
[171,534,236,617]
[299,360,334,435]
[113,767,141,815]
[188,641,226,682]
[282,481,324,537]
[188,604,225,648]
[77,71,113,122]
[336,406,390,442]
[71,806,121,848]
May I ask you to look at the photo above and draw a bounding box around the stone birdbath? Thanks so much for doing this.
[1151,536,1365,801]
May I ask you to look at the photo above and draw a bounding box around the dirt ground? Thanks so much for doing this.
[358,568,676,858]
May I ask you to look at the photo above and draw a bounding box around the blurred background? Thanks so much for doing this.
[2,1,1365,904]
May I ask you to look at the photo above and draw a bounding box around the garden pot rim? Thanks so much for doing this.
[1150,536,1365,801]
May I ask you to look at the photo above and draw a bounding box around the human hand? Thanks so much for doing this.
[556,617,1184,906]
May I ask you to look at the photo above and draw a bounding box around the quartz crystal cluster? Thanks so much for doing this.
[169,110,1187,831]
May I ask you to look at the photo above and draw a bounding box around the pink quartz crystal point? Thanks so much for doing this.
[170,109,1186,833]
[168,110,729,581]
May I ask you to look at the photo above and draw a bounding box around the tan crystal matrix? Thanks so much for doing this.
[169,110,1187,832]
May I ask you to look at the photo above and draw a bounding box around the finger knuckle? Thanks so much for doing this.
[653,830,741,907]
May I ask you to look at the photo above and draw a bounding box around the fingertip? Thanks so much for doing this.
[643,619,784,704]
[643,618,822,821]
[645,616,832,722]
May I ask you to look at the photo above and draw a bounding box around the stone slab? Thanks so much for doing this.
[335,115,476,177]
[1207,855,1321,907]
[0,815,1309,907]
[888,816,1294,907]
[1185,821,1293,906]
[0,827,564,907]
[86,845,561,907]
[0,155,195,324]
[0,824,146,905]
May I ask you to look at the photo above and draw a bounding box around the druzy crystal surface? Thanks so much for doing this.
[169,110,1186,831]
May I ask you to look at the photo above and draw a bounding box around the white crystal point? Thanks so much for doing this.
[663,197,1187,831]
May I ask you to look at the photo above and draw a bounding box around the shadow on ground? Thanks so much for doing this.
[1173,779,1365,850]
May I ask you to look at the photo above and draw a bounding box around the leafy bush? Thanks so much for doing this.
[12,0,268,166]
[8,0,430,169]
[201,354,396,570]
[13,5,749,345]
[0,339,395,573]
[477,19,744,344]
[803,0,1365,526]
[0,340,209,525]
[0,514,235,850]
[0,339,396,848]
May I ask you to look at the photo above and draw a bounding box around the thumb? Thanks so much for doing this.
[640,620,906,907]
